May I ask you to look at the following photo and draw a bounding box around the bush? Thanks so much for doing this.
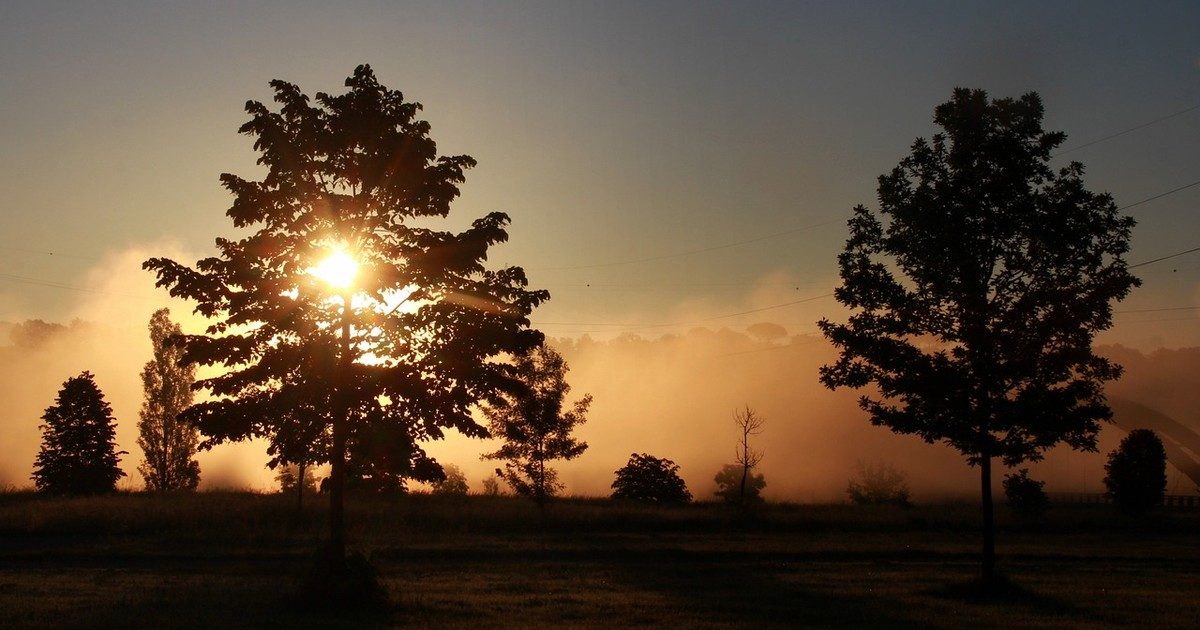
[431,464,469,496]
[713,463,766,504]
[481,474,503,496]
[846,461,910,506]
[611,453,692,503]
[1104,429,1167,515]
[1003,468,1049,521]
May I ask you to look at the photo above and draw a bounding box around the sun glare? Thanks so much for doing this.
[311,249,359,289]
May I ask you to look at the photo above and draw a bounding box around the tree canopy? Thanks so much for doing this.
[611,453,692,504]
[818,88,1139,583]
[1104,428,1167,515]
[143,65,547,562]
[33,371,126,494]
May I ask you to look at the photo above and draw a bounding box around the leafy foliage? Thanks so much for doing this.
[277,462,318,495]
[817,88,1139,580]
[846,461,911,506]
[482,344,591,501]
[714,463,765,504]
[431,464,469,496]
[1104,429,1167,515]
[1003,468,1049,521]
[611,453,692,503]
[137,309,201,491]
[32,372,126,494]
[141,65,547,542]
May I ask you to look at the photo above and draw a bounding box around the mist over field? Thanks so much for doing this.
[2,248,1197,500]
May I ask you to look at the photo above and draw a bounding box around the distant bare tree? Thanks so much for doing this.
[733,407,765,506]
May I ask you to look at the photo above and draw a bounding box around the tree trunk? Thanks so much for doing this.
[980,452,996,584]
[328,293,352,567]
[739,464,748,506]
[297,459,306,511]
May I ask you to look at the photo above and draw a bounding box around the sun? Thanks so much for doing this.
[310,248,359,289]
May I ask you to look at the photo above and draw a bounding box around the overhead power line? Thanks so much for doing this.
[1129,246,1200,269]
[1055,103,1200,156]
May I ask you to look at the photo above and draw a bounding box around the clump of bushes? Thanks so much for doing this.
[846,461,910,506]
[611,453,692,503]
[1003,468,1049,521]
[713,464,766,505]
[431,464,469,496]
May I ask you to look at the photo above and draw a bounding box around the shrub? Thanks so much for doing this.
[1003,468,1049,521]
[611,453,692,503]
[1104,429,1167,515]
[713,463,766,504]
[846,461,910,506]
[432,464,469,496]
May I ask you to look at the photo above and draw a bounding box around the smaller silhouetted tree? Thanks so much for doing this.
[137,308,200,492]
[432,464,469,496]
[482,344,591,504]
[1104,429,1167,515]
[846,461,911,506]
[714,463,765,504]
[1003,468,1049,521]
[32,372,126,494]
[481,474,503,496]
[731,407,765,506]
[277,461,318,503]
[611,453,692,503]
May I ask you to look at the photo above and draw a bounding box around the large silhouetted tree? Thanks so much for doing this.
[143,65,547,582]
[33,372,126,494]
[482,344,590,504]
[818,88,1139,585]
[137,308,201,491]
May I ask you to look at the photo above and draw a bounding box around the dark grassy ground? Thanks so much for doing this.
[1,491,1196,628]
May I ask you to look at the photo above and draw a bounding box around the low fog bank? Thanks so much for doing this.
[1,247,1197,500]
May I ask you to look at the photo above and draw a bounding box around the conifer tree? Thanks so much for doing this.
[33,372,126,494]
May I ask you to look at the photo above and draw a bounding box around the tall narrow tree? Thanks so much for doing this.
[137,308,201,491]
[482,344,591,504]
[33,372,126,494]
[143,65,546,577]
[819,89,1139,585]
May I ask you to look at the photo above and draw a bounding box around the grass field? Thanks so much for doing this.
[1,491,1197,628]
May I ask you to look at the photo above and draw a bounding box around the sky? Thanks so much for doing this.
[0,1,1198,494]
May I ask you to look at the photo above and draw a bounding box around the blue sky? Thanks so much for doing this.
[1,0,1198,347]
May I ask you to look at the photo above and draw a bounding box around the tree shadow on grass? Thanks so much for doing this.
[923,572,1089,620]
[614,549,920,628]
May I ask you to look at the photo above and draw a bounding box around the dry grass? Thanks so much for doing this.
[1,491,1196,627]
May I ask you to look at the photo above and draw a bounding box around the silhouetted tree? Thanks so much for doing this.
[611,453,692,503]
[143,65,546,580]
[431,463,469,496]
[1104,429,1167,515]
[32,372,126,494]
[731,407,765,506]
[846,461,911,506]
[482,344,590,504]
[714,463,765,504]
[481,474,503,496]
[1003,468,1049,521]
[277,461,318,501]
[818,89,1139,584]
[136,308,201,492]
